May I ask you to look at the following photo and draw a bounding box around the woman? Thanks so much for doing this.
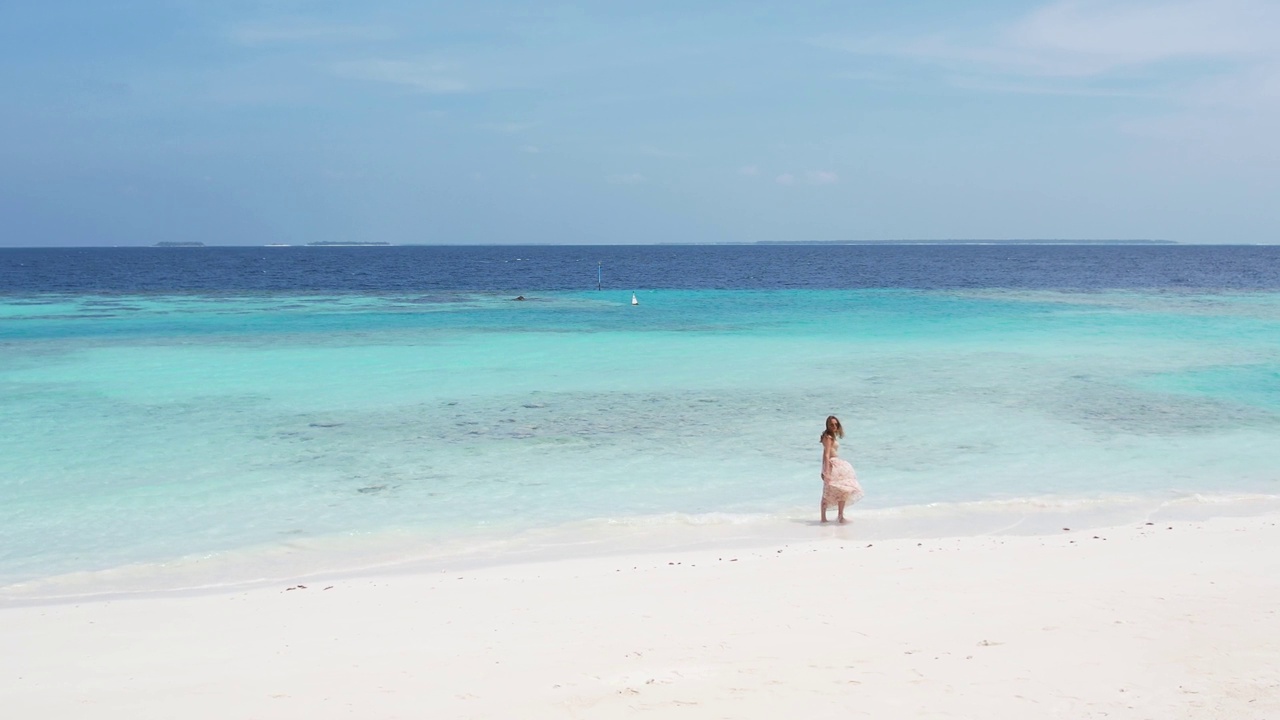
[820,415,864,523]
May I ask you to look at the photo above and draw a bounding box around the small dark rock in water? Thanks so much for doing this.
[309,422,342,428]
[514,295,526,301]
[357,484,387,494]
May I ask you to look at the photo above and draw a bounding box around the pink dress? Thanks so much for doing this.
[822,441,864,506]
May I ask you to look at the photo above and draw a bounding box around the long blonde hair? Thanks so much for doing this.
[820,415,844,442]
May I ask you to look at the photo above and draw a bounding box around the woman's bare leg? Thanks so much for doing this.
[820,500,829,523]
[837,500,847,524]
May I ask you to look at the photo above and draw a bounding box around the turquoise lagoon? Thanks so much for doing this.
[2,289,1278,598]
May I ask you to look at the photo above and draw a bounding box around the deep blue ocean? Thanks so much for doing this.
[3,244,1279,294]
[2,244,1279,599]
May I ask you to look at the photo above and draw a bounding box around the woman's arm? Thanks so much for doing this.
[821,435,833,469]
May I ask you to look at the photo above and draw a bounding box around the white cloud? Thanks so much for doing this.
[1006,0,1276,74]
[946,76,1157,98]
[818,0,1280,80]
[1121,59,1280,160]
[606,173,646,185]
[739,165,761,177]
[332,59,467,93]
[774,173,796,185]
[815,0,1280,163]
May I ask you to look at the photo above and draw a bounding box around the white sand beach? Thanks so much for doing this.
[4,514,1279,719]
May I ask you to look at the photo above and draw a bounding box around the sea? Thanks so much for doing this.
[2,244,1279,600]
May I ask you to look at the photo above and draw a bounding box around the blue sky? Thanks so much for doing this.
[2,1,1277,246]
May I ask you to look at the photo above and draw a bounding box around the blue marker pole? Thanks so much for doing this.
[597,261,602,290]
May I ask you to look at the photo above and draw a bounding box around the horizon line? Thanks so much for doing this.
[0,239,1240,249]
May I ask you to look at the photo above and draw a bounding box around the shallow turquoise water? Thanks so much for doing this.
[2,289,1279,596]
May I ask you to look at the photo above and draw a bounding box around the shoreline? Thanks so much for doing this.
[5,490,1280,606]
[4,513,1278,717]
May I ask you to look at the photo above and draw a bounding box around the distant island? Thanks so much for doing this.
[750,239,1176,245]
[306,241,392,246]
[153,241,205,247]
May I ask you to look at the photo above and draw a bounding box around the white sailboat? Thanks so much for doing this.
[631,293,639,306]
